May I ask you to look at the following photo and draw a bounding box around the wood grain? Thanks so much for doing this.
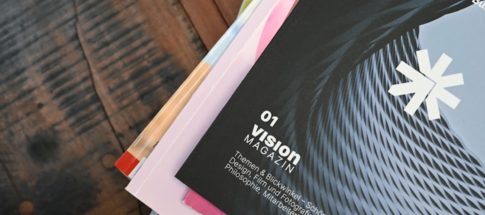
[0,167,19,214]
[0,0,210,214]
[0,0,147,213]
[73,0,205,151]
[214,0,243,24]
[180,0,228,49]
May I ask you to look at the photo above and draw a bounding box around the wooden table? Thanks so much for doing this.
[0,0,241,214]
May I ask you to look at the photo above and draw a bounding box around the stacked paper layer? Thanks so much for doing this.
[115,0,296,214]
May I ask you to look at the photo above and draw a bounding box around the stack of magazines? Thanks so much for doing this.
[116,0,485,214]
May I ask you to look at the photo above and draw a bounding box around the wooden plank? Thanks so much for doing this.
[214,0,243,24]
[0,164,19,214]
[0,0,143,213]
[0,0,206,214]
[138,0,206,72]
[74,0,205,151]
[180,0,228,49]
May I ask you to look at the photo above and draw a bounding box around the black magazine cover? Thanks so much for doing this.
[177,0,485,214]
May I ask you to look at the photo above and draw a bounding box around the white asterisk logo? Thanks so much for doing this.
[389,50,464,120]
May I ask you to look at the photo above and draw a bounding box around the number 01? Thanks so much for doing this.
[261,110,278,127]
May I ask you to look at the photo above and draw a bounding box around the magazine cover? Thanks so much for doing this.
[177,0,485,214]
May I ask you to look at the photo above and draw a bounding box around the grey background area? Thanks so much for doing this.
[419,5,485,163]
